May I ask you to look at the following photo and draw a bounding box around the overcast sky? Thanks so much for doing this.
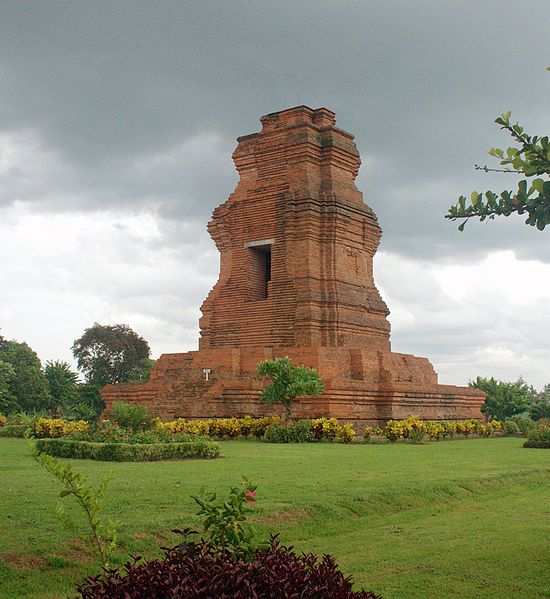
[1,1,549,388]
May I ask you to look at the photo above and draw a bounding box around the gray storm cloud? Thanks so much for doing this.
[0,1,549,386]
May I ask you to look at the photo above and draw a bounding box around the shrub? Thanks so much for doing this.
[34,438,220,461]
[264,420,314,443]
[73,420,133,443]
[503,420,520,435]
[33,417,90,438]
[109,401,153,431]
[523,424,550,448]
[0,414,6,427]
[408,428,425,444]
[0,424,27,437]
[263,419,355,444]
[509,415,537,433]
[76,536,380,598]
[530,399,550,421]
[191,478,261,558]
[383,417,503,442]
[336,423,355,443]
[162,416,284,439]
[362,425,373,441]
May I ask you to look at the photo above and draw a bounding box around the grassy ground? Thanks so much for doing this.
[0,437,548,598]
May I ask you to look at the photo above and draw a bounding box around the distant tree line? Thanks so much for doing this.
[0,324,154,419]
[470,376,550,421]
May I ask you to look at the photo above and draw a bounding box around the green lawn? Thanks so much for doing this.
[1,437,548,598]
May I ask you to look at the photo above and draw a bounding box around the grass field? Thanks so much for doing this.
[1,436,549,598]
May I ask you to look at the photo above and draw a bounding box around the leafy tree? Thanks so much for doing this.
[529,383,550,421]
[44,360,79,413]
[256,357,325,418]
[469,376,532,421]
[447,70,550,230]
[127,357,156,383]
[72,323,150,387]
[0,359,16,414]
[75,383,105,420]
[0,337,51,414]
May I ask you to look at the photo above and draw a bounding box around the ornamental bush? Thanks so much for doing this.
[32,417,89,438]
[69,420,192,445]
[263,419,355,444]
[264,420,314,443]
[34,438,220,461]
[509,415,537,433]
[523,424,550,448]
[108,401,153,431]
[76,536,380,599]
[0,424,27,437]
[162,416,283,439]
[383,417,503,442]
[503,420,520,435]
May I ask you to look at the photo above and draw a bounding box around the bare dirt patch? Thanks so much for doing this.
[257,508,311,528]
[0,552,47,571]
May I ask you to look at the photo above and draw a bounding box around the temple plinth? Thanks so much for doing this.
[102,106,485,424]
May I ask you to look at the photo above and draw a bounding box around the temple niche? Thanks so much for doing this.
[102,106,484,424]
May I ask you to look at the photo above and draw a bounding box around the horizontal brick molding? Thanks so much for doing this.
[102,106,484,424]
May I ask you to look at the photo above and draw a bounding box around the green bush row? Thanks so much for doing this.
[34,438,220,461]
[0,424,28,437]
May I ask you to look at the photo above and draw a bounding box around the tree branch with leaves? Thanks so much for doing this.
[447,70,550,231]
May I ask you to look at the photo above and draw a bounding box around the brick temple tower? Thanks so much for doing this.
[102,106,484,424]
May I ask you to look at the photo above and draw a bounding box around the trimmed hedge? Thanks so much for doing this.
[523,426,550,448]
[0,424,28,437]
[34,438,220,461]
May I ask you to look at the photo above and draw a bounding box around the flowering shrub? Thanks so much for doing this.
[77,536,381,598]
[33,417,90,438]
[191,479,261,558]
[383,417,503,442]
[523,423,550,448]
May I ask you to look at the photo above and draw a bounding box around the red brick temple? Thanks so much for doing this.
[102,106,484,424]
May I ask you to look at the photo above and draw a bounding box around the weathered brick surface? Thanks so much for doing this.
[102,106,485,424]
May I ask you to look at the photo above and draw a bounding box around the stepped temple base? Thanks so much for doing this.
[102,347,484,426]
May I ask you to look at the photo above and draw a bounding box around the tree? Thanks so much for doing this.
[469,376,533,421]
[75,383,105,420]
[0,337,51,414]
[44,360,79,414]
[529,383,550,421]
[127,357,156,383]
[256,357,325,418]
[72,323,150,387]
[0,359,16,414]
[447,70,550,230]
